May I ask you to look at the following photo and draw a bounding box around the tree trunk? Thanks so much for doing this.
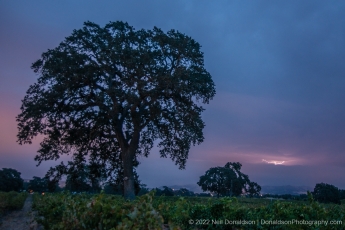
[116,125,140,201]
[122,150,135,200]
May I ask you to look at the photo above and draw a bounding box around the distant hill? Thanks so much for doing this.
[261,185,313,195]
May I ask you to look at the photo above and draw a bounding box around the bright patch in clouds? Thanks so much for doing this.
[262,159,285,165]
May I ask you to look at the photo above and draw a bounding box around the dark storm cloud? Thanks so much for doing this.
[1,0,345,189]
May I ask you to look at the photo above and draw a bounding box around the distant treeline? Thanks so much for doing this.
[1,167,344,204]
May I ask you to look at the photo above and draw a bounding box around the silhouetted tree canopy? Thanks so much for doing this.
[0,168,23,192]
[197,166,236,198]
[54,163,103,193]
[174,188,195,197]
[17,21,215,199]
[28,176,48,193]
[197,162,261,197]
[340,189,345,200]
[136,184,150,196]
[246,182,261,197]
[313,183,341,204]
[155,186,174,196]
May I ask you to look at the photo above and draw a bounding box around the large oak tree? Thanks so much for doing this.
[17,21,215,199]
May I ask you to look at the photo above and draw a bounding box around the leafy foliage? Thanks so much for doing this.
[0,191,27,223]
[33,191,164,229]
[197,166,236,197]
[174,188,196,197]
[197,162,261,197]
[0,168,24,192]
[340,189,345,200]
[246,182,261,197]
[155,186,175,196]
[313,183,341,204]
[32,192,345,230]
[64,165,99,193]
[136,184,150,196]
[17,20,215,199]
[27,176,60,193]
[28,177,49,193]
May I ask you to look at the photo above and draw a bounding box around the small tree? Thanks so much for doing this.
[162,186,175,196]
[197,162,260,197]
[65,174,92,193]
[174,188,195,197]
[28,176,48,193]
[313,183,340,204]
[46,161,105,193]
[46,179,61,192]
[0,168,24,192]
[65,164,100,193]
[197,166,236,198]
[155,186,174,196]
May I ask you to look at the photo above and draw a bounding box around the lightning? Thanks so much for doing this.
[262,159,285,165]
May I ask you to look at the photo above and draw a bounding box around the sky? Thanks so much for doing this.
[1,1,345,191]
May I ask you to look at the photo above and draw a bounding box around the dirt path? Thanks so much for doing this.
[0,194,42,230]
